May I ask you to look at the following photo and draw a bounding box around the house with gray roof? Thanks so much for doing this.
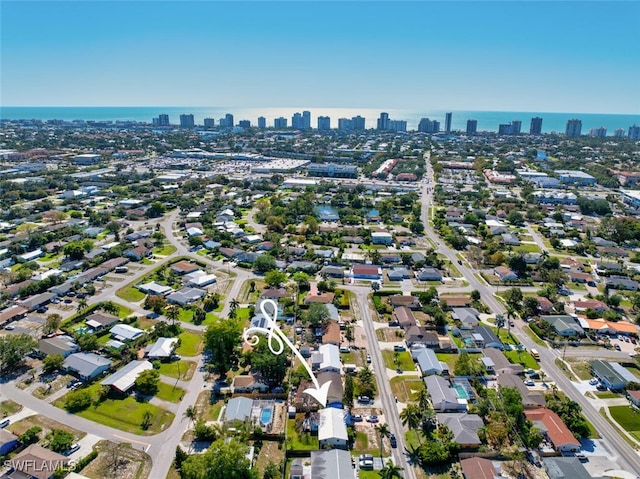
[145,337,179,359]
[225,396,254,423]
[309,449,354,479]
[606,276,639,291]
[101,360,153,393]
[138,281,173,296]
[543,315,584,337]
[543,456,593,479]
[166,287,206,306]
[85,312,119,331]
[497,371,545,408]
[110,324,145,342]
[452,308,480,329]
[425,375,466,412]
[415,267,443,282]
[590,360,636,390]
[38,336,79,358]
[436,413,484,449]
[472,325,502,349]
[413,348,443,376]
[387,267,411,281]
[63,352,112,380]
[482,348,523,375]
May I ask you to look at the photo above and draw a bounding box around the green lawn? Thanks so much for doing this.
[235,307,251,321]
[0,399,22,416]
[117,304,133,318]
[389,375,424,403]
[178,308,219,326]
[514,243,542,253]
[594,391,621,399]
[286,418,318,450]
[56,385,174,435]
[157,360,196,381]
[116,286,146,302]
[354,431,381,456]
[155,382,185,403]
[175,332,203,356]
[523,325,546,346]
[436,353,460,371]
[381,350,415,371]
[153,245,177,256]
[610,405,640,433]
[504,350,539,369]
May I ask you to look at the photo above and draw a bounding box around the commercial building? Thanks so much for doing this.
[154,114,170,126]
[590,360,636,390]
[621,189,640,208]
[377,112,389,131]
[590,126,607,137]
[74,153,101,165]
[530,116,543,134]
[445,112,452,132]
[179,114,195,128]
[203,118,215,128]
[565,119,582,137]
[466,119,477,135]
[257,116,266,128]
[307,163,357,178]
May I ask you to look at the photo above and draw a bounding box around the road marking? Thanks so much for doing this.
[112,434,149,447]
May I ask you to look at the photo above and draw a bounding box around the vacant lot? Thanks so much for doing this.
[175,332,203,357]
[389,376,424,403]
[79,440,152,479]
[7,414,85,442]
[610,405,640,441]
[381,350,415,372]
[158,360,196,381]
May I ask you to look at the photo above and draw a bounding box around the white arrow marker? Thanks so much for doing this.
[243,298,331,407]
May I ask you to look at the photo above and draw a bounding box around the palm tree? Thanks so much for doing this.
[378,462,403,479]
[76,298,88,313]
[375,423,391,465]
[229,298,240,311]
[100,301,119,315]
[400,404,422,444]
[165,305,179,325]
[183,405,198,429]
[495,314,506,339]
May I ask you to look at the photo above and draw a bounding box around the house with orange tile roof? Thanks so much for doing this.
[525,408,581,452]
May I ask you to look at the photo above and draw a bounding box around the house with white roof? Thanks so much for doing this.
[110,324,145,342]
[101,360,153,393]
[312,344,342,373]
[145,337,179,359]
[318,408,348,449]
[184,270,217,288]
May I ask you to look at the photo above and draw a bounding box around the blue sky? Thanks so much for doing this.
[2,1,639,113]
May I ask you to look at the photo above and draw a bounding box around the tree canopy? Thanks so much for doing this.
[179,439,258,479]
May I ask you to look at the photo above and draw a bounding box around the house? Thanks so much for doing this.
[0,428,19,456]
[170,260,201,275]
[440,295,472,309]
[85,312,119,331]
[452,308,480,329]
[389,295,421,309]
[231,374,269,394]
[502,233,521,246]
[19,292,57,312]
[186,227,203,237]
[351,265,382,281]
[413,348,443,376]
[482,348,523,375]
[606,276,639,291]
[313,344,342,373]
[597,261,623,274]
[63,352,112,380]
[568,271,593,284]
[460,457,499,479]
[628,390,640,407]
[322,321,341,346]
[288,261,318,272]
[387,267,410,281]
[317,371,344,406]
[572,299,608,313]
[394,307,417,329]
[124,245,150,261]
[320,266,346,278]
[543,456,592,479]
[110,324,145,342]
[101,360,154,393]
[318,408,348,449]
[498,372,545,408]
[166,287,206,306]
[38,336,79,358]
[473,326,502,349]
[184,271,217,288]
[590,360,635,390]
[536,296,554,313]
[494,266,518,281]
[405,327,439,348]
[145,337,179,359]
[576,318,638,336]
[415,267,443,282]
[224,396,253,423]
[138,281,173,296]
[437,413,484,449]
[261,288,288,300]
[8,444,69,479]
[425,375,466,411]
[525,408,581,452]
[543,315,584,336]
[371,231,393,245]
[304,291,335,305]
[307,449,354,479]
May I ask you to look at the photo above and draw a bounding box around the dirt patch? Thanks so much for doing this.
[7,414,85,442]
[79,440,152,479]
[254,441,284,477]
[376,328,404,342]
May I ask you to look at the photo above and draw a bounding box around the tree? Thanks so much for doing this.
[305,303,330,327]
[148,201,166,218]
[43,313,62,335]
[64,389,93,412]
[375,423,391,464]
[470,290,481,302]
[135,369,160,396]
[63,242,86,261]
[507,254,528,278]
[506,210,525,226]
[495,315,506,338]
[100,301,119,315]
[244,340,288,386]
[400,404,422,443]
[292,272,310,291]
[229,298,240,311]
[371,281,381,292]
[343,374,354,409]
[145,295,167,314]
[262,462,280,479]
[165,305,179,325]
[522,297,539,319]
[356,367,377,398]
[46,429,74,453]
[193,307,206,325]
[504,287,523,311]
[19,426,42,445]
[184,405,198,429]
[141,410,153,430]
[76,333,98,351]
[42,354,64,373]
[205,319,242,375]
[0,334,36,373]
[264,270,287,288]
[378,462,403,479]
[76,298,88,313]
[180,438,258,479]
[254,255,276,273]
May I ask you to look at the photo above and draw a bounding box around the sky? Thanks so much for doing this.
[1,1,639,113]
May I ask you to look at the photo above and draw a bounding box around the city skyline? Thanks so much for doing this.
[2,1,639,114]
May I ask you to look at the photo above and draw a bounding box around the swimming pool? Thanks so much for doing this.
[453,384,468,400]
[260,408,273,425]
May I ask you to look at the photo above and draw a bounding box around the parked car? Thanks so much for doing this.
[524,379,535,387]
[357,396,371,404]
[614,344,621,351]
[366,415,379,423]
[351,414,363,422]
[0,419,10,429]
[393,345,406,352]
[596,384,607,391]
[575,453,588,462]
[4,325,15,330]
[366,354,372,363]
[65,444,80,455]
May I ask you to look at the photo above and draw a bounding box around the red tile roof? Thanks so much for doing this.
[525,408,580,449]
[460,457,498,479]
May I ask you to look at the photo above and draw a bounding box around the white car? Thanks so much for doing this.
[524,379,535,387]
[589,378,599,386]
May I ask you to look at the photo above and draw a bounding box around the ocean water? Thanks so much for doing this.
[1,106,638,134]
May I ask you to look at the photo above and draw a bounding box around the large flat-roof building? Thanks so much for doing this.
[590,360,636,390]
[307,163,358,178]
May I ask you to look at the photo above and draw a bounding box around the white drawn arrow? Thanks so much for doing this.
[243,298,331,407]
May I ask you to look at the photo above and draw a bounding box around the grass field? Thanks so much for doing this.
[175,332,203,356]
[514,243,542,253]
[381,350,415,371]
[157,360,196,381]
[116,286,146,302]
[389,375,424,403]
[504,350,539,369]
[522,325,547,346]
[153,245,177,256]
[177,308,219,326]
[565,359,593,381]
[610,405,640,440]
[594,391,621,399]
[286,418,318,450]
[155,382,185,403]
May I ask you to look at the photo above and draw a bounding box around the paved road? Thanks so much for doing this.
[352,288,416,479]
[421,156,640,474]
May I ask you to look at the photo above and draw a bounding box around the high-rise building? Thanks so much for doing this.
[418,118,440,133]
[388,120,407,132]
[238,120,251,128]
[204,118,215,128]
[498,123,513,135]
[352,116,366,130]
[565,119,582,137]
[257,117,266,129]
[445,112,452,133]
[180,114,195,128]
[466,119,478,135]
[303,111,311,130]
[511,120,522,134]
[377,112,389,131]
[338,118,353,131]
[614,128,625,138]
[292,112,304,130]
[530,117,543,135]
[225,113,234,128]
[274,117,288,128]
[155,114,170,126]
[590,127,607,138]
[317,116,331,131]
[628,125,640,140]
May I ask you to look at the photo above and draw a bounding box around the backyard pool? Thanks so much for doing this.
[260,407,273,425]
